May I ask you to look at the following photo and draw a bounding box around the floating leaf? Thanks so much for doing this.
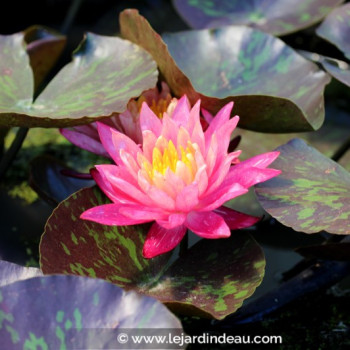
[320,58,350,88]
[316,2,350,60]
[29,155,95,206]
[0,274,182,349]
[173,0,344,36]
[120,9,330,132]
[24,26,66,92]
[0,32,158,127]
[255,138,350,234]
[0,260,42,287]
[40,187,265,320]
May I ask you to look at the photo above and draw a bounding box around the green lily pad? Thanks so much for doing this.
[0,273,182,349]
[173,0,344,36]
[255,138,350,234]
[0,32,158,128]
[24,26,66,92]
[0,260,42,287]
[40,187,265,320]
[120,9,330,133]
[316,2,350,60]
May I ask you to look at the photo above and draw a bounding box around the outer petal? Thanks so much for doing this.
[185,211,231,239]
[225,167,282,189]
[198,183,248,211]
[204,102,233,144]
[232,151,280,170]
[156,213,187,229]
[80,204,150,226]
[60,128,109,158]
[143,223,187,258]
[175,183,199,212]
[214,206,260,229]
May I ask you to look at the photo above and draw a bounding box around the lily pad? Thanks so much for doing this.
[120,9,330,133]
[321,58,350,88]
[0,32,158,127]
[316,2,350,60]
[40,187,265,320]
[0,260,42,287]
[24,26,66,92]
[29,155,95,206]
[255,138,350,234]
[0,274,182,349]
[173,0,344,36]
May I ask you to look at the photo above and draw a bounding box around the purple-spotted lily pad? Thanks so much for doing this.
[40,187,265,320]
[173,0,344,36]
[316,3,350,60]
[24,26,66,92]
[120,9,330,133]
[320,57,350,88]
[29,155,95,206]
[255,138,350,235]
[0,32,158,128]
[0,260,42,287]
[0,274,182,350]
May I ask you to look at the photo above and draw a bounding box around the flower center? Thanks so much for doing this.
[137,95,172,119]
[142,139,197,184]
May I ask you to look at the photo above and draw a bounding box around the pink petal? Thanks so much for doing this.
[156,213,187,229]
[142,130,158,162]
[175,183,199,212]
[225,167,282,188]
[140,102,162,136]
[187,99,201,134]
[185,211,231,239]
[204,102,234,144]
[214,206,260,230]
[198,183,248,211]
[147,186,176,211]
[214,116,239,161]
[201,108,214,124]
[95,164,153,206]
[160,114,179,144]
[119,206,168,221]
[80,204,149,226]
[60,128,110,158]
[97,122,140,165]
[118,110,142,144]
[170,95,191,126]
[143,223,187,258]
[91,168,134,205]
[234,151,280,170]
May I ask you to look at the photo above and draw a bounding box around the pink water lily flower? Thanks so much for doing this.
[60,82,176,158]
[81,96,281,258]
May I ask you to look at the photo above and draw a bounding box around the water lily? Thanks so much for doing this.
[60,82,176,158]
[81,96,281,258]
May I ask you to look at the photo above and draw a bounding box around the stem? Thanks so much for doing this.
[179,231,189,257]
[332,135,350,162]
[0,127,28,180]
[60,0,84,34]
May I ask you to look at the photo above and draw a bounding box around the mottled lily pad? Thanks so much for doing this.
[40,187,265,320]
[173,0,344,36]
[120,9,330,133]
[24,26,66,92]
[0,260,42,287]
[0,32,158,127]
[316,2,350,60]
[0,274,182,349]
[255,138,350,234]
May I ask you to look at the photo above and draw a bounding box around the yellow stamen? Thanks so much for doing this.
[143,139,197,183]
[136,94,172,119]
